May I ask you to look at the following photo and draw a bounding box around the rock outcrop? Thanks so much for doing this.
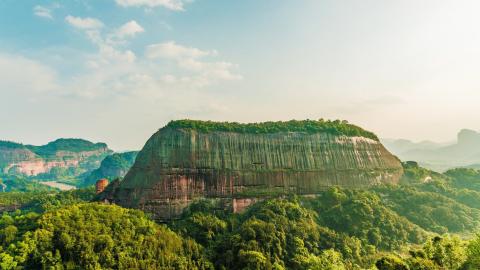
[0,139,112,177]
[105,120,403,220]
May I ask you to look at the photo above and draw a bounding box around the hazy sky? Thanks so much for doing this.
[1,0,480,150]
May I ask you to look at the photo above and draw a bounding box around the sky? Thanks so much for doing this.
[1,0,480,150]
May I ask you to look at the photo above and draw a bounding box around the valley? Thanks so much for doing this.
[39,181,76,191]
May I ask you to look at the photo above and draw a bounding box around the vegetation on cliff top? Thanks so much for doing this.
[27,138,109,156]
[166,119,379,141]
[0,141,26,149]
[1,139,108,156]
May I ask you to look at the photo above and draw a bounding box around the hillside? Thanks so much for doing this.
[103,119,403,220]
[0,162,479,268]
[82,151,138,186]
[0,139,112,180]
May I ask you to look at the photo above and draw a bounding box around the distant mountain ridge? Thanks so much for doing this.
[383,129,480,172]
[0,138,112,177]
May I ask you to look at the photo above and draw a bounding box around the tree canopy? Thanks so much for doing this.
[166,119,379,141]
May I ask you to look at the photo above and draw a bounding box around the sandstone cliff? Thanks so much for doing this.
[0,139,112,177]
[106,120,403,219]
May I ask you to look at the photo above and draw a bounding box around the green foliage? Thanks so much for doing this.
[0,140,25,149]
[374,185,480,234]
[420,236,467,269]
[305,187,428,250]
[400,161,448,185]
[392,236,466,270]
[0,203,213,269]
[26,138,108,156]
[0,138,112,186]
[375,254,409,270]
[0,161,478,269]
[445,168,480,191]
[0,174,53,193]
[377,235,468,270]
[174,198,370,269]
[82,151,138,187]
[166,119,379,140]
[464,233,480,269]
[0,187,96,214]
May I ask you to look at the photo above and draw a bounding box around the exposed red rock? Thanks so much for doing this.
[103,122,403,221]
[96,178,109,194]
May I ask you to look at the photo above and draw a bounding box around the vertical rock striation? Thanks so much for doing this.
[107,120,403,220]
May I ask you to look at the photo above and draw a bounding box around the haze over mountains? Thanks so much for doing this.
[383,129,480,172]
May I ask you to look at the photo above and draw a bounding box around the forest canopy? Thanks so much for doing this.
[166,119,379,141]
[0,163,480,268]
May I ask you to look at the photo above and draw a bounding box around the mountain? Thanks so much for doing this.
[101,119,403,220]
[0,138,112,179]
[82,151,138,186]
[381,138,445,154]
[385,129,480,172]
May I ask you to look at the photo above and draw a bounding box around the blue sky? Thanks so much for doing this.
[1,0,480,150]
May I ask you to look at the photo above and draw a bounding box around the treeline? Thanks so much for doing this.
[0,174,53,193]
[166,119,379,140]
[0,141,24,150]
[26,138,108,156]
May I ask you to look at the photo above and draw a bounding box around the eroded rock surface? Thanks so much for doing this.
[106,123,403,220]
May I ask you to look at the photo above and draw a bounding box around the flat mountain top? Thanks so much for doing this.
[165,119,379,141]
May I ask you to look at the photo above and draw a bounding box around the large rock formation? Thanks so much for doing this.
[105,120,403,220]
[0,139,112,177]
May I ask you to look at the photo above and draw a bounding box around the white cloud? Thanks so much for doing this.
[0,53,58,94]
[64,17,136,67]
[1,19,240,103]
[146,41,241,83]
[146,41,211,59]
[115,0,190,11]
[33,5,53,19]
[115,20,145,38]
[65,15,104,29]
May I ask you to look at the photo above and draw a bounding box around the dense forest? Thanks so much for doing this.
[166,119,379,140]
[0,164,480,269]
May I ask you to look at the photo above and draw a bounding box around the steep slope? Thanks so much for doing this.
[0,139,112,177]
[105,120,403,220]
[82,151,138,186]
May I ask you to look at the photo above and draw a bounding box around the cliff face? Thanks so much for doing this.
[108,122,403,220]
[0,139,112,177]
